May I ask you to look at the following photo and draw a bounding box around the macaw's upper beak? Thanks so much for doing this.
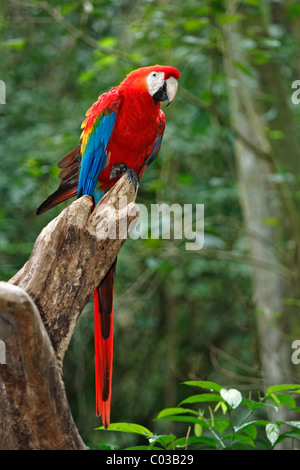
[153,76,178,106]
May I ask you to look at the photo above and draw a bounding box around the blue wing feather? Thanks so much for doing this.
[78,110,118,198]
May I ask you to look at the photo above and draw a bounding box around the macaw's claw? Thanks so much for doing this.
[110,164,139,190]
[110,163,127,179]
[126,168,139,190]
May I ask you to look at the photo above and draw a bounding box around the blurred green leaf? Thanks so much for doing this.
[284,421,300,430]
[99,37,117,49]
[183,18,209,32]
[183,381,222,392]
[156,407,199,420]
[194,423,203,437]
[3,38,26,49]
[179,393,223,405]
[266,384,300,394]
[263,217,280,227]
[149,434,176,448]
[267,394,296,409]
[172,436,217,449]
[156,414,210,427]
[216,14,244,24]
[240,423,257,440]
[96,422,153,437]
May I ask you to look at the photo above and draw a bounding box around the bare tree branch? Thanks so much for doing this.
[10,173,139,365]
[0,173,139,449]
[0,282,86,450]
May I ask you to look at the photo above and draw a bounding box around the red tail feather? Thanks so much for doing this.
[94,262,116,429]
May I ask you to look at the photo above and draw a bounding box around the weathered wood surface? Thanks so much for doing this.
[10,173,139,364]
[0,282,86,450]
[0,173,139,449]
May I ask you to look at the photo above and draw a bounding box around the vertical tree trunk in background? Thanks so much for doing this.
[256,1,300,362]
[222,1,297,431]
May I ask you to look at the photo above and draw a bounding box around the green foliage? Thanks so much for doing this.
[1,0,300,448]
[95,381,300,450]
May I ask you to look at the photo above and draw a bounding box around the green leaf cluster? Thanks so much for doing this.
[95,381,300,450]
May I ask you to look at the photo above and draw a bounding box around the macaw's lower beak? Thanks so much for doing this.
[153,76,178,106]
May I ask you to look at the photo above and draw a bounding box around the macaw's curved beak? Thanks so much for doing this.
[153,76,178,106]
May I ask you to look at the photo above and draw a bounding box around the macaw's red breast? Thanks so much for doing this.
[96,96,163,189]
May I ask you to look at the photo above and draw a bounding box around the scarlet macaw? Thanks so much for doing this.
[36,65,180,428]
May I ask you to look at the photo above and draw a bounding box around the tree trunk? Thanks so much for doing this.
[222,0,295,404]
[0,173,139,450]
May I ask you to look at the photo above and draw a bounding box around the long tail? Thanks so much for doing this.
[94,260,116,429]
[36,145,117,427]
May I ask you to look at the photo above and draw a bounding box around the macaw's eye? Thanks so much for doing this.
[152,72,158,78]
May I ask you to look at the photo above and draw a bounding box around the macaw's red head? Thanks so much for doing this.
[119,65,180,106]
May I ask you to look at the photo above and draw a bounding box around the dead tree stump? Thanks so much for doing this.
[0,173,139,450]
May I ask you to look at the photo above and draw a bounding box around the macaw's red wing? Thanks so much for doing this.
[36,145,81,215]
[36,88,121,215]
[94,261,116,429]
[138,110,166,179]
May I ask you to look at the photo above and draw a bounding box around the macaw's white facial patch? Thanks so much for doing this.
[146,71,165,97]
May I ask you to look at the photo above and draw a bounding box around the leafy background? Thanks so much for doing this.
[1,0,300,449]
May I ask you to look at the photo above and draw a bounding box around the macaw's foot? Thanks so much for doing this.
[110,163,127,179]
[125,168,139,190]
[110,164,139,190]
